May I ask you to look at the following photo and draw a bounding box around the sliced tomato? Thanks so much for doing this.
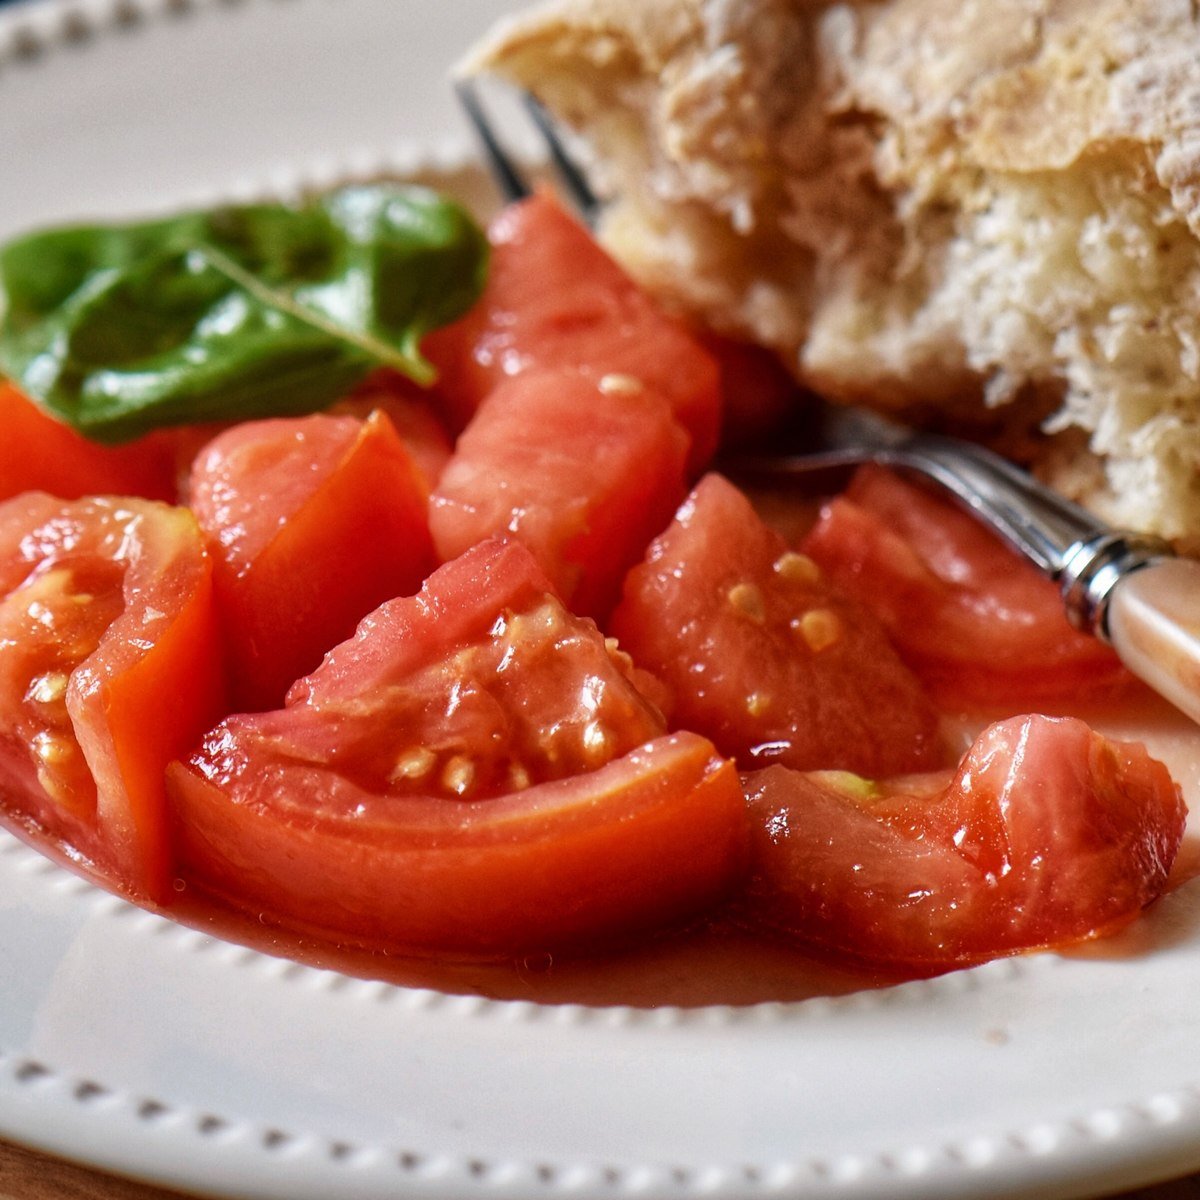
[189,410,436,710]
[0,493,225,899]
[422,191,721,472]
[802,465,1125,705]
[609,473,944,776]
[167,538,746,957]
[430,368,690,620]
[0,381,178,502]
[332,368,454,492]
[742,714,1186,968]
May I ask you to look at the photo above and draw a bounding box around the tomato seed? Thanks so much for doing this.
[597,373,644,396]
[32,731,73,764]
[391,747,435,782]
[773,551,820,585]
[441,755,476,796]
[27,671,69,704]
[727,582,766,623]
[794,609,842,652]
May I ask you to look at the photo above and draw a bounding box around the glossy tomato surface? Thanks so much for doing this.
[803,465,1126,706]
[169,538,746,957]
[610,473,944,776]
[189,410,435,710]
[743,714,1186,967]
[422,191,721,472]
[430,368,690,620]
[0,493,225,899]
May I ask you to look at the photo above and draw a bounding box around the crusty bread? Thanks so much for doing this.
[465,0,1200,545]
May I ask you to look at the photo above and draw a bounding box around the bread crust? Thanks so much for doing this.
[469,0,1200,543]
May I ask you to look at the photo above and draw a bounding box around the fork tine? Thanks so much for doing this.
[454,78,531,205]
[520,92,600,224]
[455,77,600,225]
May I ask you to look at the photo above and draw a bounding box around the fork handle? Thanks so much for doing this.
[1058,532,1200,723]
[1103,558,1200,725]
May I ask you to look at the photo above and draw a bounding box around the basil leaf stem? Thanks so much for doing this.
[0,184,489,443]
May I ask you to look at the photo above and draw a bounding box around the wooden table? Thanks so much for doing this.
[6,1138,1200,1200]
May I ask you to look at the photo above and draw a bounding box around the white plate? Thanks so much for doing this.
[5,3,1200,1198]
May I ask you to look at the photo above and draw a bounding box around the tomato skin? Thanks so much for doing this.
[609,473,944,776]
[171,731,742,956]
[0,381,178,502]
[802,465,1126,705]
[430,368,690,620]
[0,494,226,900]
[189,410,436,710]
[167,538,745,956]
[742,714,1186,968]
[422,192,722,473]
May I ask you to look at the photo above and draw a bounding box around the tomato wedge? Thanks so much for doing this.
[743,714,1186,968]
[609,473,945,775]
[167,538,745,957]
[332,368,454,492]
[422,191,722,472]
[189,410,436,710]
[0,381,178,503]
[802,465,1126,705]
[430,368,689,620]
[0,494,225,899]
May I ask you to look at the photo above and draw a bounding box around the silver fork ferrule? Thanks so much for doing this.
[1058,532,1175,639]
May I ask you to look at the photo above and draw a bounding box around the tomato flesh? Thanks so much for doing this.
[802,465,1126,705]
[422,192,722,472]
[0,189,1187,980]
[430,368,689,620]
[168,538,746,956]
[189,410,436,710]
[610,473,944,775]
[332,368,454,492]
[743,714,1186,967]
[0,494,225,899]
[0,381,178,503]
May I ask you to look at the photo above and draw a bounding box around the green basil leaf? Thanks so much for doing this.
[0,184,489,443]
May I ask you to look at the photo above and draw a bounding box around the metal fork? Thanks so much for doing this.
[456,76,1200,725]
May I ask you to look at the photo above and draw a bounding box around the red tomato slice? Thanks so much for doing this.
[430,368,690,620]
[168,538,745,956]
[0,381,178,503]
[189,410,436,711]
[743,714,1186,967]
[0,494,225,899]
[609,473,945,776]
[422,191,722,472]
[802,465,1125,705]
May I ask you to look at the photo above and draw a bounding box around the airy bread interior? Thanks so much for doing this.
[467,0,1200,545]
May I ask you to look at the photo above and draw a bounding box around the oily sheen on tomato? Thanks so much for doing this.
[167,538,746,957]
[802,465,1126,705]
[430,368,690,620]
[421,192,721,473]
[609,473,944,776]
[0,493,225,900]
[742,714,1186,968]
[189,409,436,711]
